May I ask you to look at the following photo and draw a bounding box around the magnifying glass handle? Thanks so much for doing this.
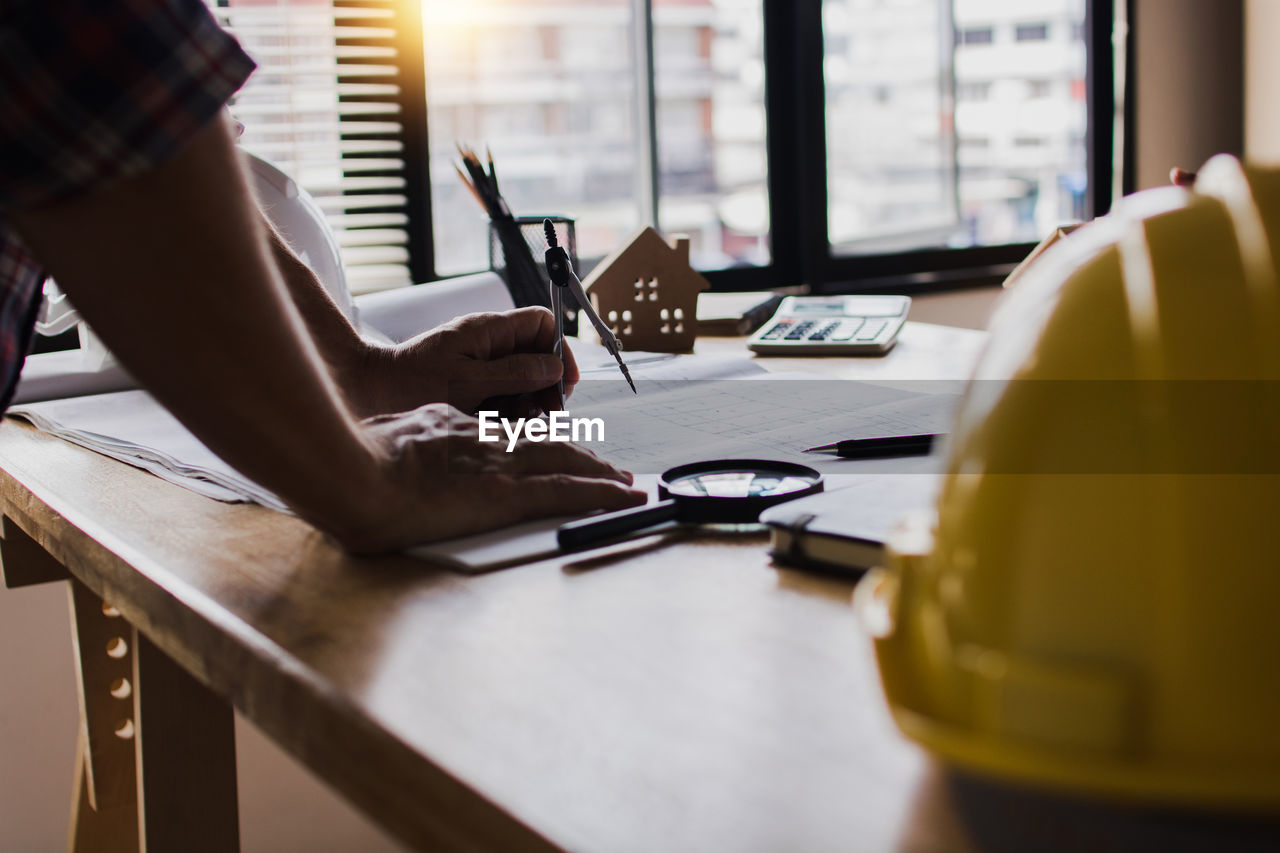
[557,499,680,552]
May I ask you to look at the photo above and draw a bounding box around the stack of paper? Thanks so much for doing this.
[8,390,287,511]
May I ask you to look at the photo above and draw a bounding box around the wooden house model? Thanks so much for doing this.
[581,227,710,352]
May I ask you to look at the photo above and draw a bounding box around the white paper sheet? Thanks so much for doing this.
[561,374,957,476]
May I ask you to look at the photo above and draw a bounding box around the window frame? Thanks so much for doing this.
[386,0,434,286]
[395,0,1124,295]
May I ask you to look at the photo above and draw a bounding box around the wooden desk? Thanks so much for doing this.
[2,323,1276,852]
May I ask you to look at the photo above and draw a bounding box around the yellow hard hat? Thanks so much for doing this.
[857,155,1280,810]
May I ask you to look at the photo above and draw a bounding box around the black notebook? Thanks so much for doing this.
[760,474,939,574]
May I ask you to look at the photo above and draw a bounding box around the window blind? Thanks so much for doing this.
[210,0,416,293]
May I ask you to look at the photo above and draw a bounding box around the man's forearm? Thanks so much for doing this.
[263,223,378,398]
[12,115,387,544]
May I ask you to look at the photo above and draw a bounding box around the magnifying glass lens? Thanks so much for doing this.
[666,471,818,499]
[557,459,823,552]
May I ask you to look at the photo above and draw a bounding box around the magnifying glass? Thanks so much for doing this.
[557,459,824,552]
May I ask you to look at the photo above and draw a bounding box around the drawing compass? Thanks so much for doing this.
[544,220,636,394]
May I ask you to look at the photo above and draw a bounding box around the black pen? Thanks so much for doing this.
[543,219,568,408]
[803,433,944,459]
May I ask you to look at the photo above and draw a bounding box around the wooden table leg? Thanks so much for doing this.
[132,630,239,853]
[0,514,68,588]
[1,516,138,851]
[69,730,141,853]
[64,577,240,852]
[67,580,141,853]
[3,516,238,851]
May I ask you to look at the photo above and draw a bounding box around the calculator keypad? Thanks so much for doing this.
[760,317,872,343]
[747,295,910,355]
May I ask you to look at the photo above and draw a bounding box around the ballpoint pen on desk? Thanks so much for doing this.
[804,433,945,459]
[543,219,636,395]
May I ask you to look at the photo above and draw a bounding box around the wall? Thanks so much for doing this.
[1132,0,1244,189]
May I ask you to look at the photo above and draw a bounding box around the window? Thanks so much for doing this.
[421,0,768,277]
[957,82,992,101]
[959,26,995,46]
[210,0,423,294]
[218,0,1117,295]
[424,2,646,275]
[1015,22,1050,42]
[827,0,1091,263]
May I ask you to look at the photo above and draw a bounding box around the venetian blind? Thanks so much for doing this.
[209,0,414,293]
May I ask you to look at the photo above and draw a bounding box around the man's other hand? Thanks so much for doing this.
[333,403,644,553]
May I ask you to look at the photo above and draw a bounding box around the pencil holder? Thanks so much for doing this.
[489,216,580,334]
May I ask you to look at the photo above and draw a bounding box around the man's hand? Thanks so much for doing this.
[260,219,575,419]
[339,403,644,553]
[356,307,578,417]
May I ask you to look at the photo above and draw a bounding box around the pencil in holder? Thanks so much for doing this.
[489,216,580,335]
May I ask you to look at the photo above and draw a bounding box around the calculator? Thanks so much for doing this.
[747,295,911,355]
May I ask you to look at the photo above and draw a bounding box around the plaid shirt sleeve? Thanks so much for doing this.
[0,0,255,409]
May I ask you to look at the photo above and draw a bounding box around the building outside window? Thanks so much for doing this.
[826,0,1087,255]
[215,0,1101,294]
[422,0,768,277]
